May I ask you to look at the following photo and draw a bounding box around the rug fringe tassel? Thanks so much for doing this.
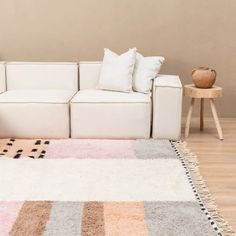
[172,141,236,236]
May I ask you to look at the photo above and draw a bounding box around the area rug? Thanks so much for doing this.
[0,139,234,236]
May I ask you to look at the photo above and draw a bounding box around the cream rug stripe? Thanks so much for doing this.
[0,159,195,201]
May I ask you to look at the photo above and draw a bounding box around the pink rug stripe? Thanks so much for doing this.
[45,139,136,159]
[0,201,24,236]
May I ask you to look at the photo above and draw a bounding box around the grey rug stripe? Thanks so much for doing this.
[144,201,219,236]
[44,202,83,236]
[133,140,178,159]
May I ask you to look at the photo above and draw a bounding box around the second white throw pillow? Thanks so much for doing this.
[133,53,165,93]
[98,48,136,92]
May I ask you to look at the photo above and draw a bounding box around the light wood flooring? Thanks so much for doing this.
[183,117,236,230]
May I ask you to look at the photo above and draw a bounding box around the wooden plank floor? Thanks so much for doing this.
[183,117,236,230]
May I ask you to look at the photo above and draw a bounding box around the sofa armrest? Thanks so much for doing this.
[152,74,182,140]
[0,62,6,93]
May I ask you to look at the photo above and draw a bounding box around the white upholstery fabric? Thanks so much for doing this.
[0,62,6,93]
[6,62,78,91]
[0,89,75,103]
[79,62,102,90]
[71,90,151,139]
[71,89,150,103]
[152,75,182,140]
[154,74,182,88]
[0,89,75,138]
[98,48,136,92]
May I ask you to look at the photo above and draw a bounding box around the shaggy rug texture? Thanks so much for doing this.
[0,139,234,236]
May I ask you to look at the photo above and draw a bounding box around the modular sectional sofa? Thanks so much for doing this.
[0,61,182,140]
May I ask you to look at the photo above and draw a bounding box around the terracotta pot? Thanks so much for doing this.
[192,67,216,89]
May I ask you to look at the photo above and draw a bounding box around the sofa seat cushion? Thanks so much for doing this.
[71,89,151,103]
[70,89,151,139]
[0,89,76,103]
[0,89,76,138]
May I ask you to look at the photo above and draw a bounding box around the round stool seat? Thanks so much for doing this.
[184,84,222,99]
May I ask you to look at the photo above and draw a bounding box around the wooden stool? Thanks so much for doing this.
[184,84,223,140]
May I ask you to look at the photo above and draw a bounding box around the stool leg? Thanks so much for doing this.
[185,98,195,138]
[209,98,224,140]
[200,98,204,131]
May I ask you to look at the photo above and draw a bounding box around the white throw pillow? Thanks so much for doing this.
[98,48,136,92]
[133,53,165,93]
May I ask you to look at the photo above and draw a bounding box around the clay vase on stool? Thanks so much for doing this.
[192,67,216,89]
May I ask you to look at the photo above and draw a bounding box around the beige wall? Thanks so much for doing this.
[0,0,236,116]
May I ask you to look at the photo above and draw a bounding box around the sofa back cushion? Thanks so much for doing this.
[0,62,6,93]
[6,62,78,91]
[79,62,102,90]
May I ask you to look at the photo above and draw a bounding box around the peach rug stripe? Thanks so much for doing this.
[28,140,49,159]
[13,140,37,158]
[0,139,49,158]
[0,139,7,153]
[81,202,105,236]
[0,202,23,236]
[1,139,34,158]
[9,201,52,236]
[0,139,49,159]
[103,202,149,236]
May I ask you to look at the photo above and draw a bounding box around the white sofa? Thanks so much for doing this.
[0,62,78,138]
[0,61,182,140]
